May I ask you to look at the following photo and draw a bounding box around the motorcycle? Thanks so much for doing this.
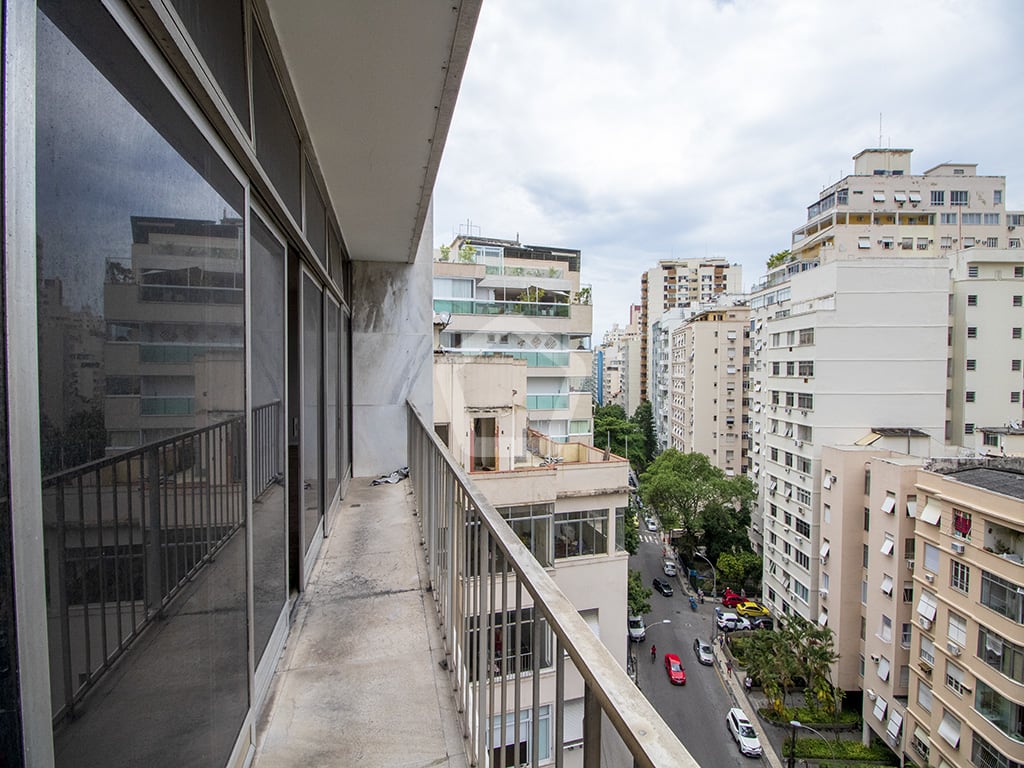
[689,595,698,611]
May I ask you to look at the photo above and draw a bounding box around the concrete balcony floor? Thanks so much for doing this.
[253,478,469,768]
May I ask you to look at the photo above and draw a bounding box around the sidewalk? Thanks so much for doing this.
[713,639,786,768]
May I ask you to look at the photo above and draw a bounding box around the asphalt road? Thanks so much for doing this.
[630,526,765,767]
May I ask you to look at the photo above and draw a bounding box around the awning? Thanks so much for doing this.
[820,541,830,559]
[919,499,942,526]
[855,432,882,446]
[818,610,828,626]
[906,498,917,517]
[886,710,903,739]
[877,657,890,681]
[880,538,895,556]
[917,592,938,621]
[914,726,929,747]
[873,696,887,721]
[881,494,896,514]
[938,711,961,748]
[880,575,894,595]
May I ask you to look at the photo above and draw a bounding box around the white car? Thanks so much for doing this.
[716,610,751,632]
[662,559,677,576]
[726,707,762,757]
[645,518,658,532]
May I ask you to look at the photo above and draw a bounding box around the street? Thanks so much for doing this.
[630,526,765,767]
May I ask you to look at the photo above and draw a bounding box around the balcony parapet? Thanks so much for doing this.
[408,402,699,767]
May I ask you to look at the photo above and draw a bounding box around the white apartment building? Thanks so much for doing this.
[949,249,1024,448]
[750,257,949,621]
[598,308,643,416]
[433,353,631,763]
[669,306,750,479]
[434,236,594,444]
[639,258,742,402]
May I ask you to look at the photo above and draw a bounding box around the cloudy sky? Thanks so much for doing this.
[433,0,1024,340]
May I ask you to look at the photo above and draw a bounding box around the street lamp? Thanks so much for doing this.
[693,549,717,601]
[788,720,835,768]
[630,620,671,688]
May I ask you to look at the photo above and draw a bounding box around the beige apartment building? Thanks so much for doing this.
[434,236,594,444]
[905,459,1024,768]
[639,258,741,401]
[669,306,750,478]
[433,353,632,762]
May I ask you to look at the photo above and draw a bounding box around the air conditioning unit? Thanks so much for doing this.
[920,618,932,631]
[947,642,962,657]
[906,559,915,571]
[820,589,828,599]
[925,573,935,583]
[951,542,965,554]
[866,689,877,700]
[870,653,881,663]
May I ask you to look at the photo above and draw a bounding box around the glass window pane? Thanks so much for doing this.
[250,214,287,663]
[302,272,323,550]
[37,3,248,764]
[252,23,301,218]
[304,159,326,264]
[325,297,340,507]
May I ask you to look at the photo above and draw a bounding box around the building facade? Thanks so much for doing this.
[433,236,594,445]
[2,1,480,765]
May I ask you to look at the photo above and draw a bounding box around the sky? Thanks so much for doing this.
[433,0,1024,341]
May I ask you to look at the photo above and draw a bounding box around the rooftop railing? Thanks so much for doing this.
[408,402,698,767]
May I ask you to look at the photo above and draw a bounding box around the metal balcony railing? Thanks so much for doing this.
[42,416,245,725]
[407,403,698,768]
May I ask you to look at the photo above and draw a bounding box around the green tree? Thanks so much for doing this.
[627,569,652,616]
[766,249,791,269]
[593,404,644,467]
[638,449,756,562]
[630,400,657,467]
[457,243,477,263]
[716,552,746,590]
[622,500,640,555]
[438,244,452,261]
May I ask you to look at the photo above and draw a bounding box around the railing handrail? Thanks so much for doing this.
[408,401,698,767]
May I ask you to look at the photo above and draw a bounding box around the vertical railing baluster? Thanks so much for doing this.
[55,478,74,719]
[76,474,91,685]
[145,445,163,617]
[513,580,522,768]
[555,635,564,768]
[583,683,601,768]
[111,457,124,650]
[94,467,108,668]
[531,612,541,768]
[126,455,138,634]
[499,558,508,768]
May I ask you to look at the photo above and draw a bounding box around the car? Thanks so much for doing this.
[749,616,775,631]
[726,707,763,757]
[693,638,714,665]
[721,589,745,608]
[664,653,686,685]
[734,601,769,618]
[716,610,750,632]
[645,518,658,532]
[652,577,674,596]
[627,615,646,642]
[662,559,677,576]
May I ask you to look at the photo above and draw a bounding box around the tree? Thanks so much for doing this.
[766,249,791,269]
[627,569,652,616]
[630,401,657,467]
[638,449,756,562]
[457,243,477,263]
[438,244,452,261]
[622,500,640,555]
[593,404,644,468]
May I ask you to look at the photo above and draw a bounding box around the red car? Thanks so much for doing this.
[664,653,686,685]
[722,589,745,608]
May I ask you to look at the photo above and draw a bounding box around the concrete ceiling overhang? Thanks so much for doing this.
[263,0,480,263]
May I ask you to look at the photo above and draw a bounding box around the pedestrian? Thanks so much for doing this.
[650,644,657,663]
[744,675,753,692]
[718,634,725,648]
[726,660,733,675]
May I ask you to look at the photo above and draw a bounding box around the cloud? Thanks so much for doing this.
[435,0,1024,339]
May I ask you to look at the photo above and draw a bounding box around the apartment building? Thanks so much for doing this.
[905,459,1024,768]
[949,249,1024,448]
[3,2,481,765]
[597,308,643,416]
[639,258,741,401]
[434,236,594,444]
[669,306,751,478]
[750,257,950,622]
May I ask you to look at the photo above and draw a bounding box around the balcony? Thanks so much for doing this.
[253,404,697,767]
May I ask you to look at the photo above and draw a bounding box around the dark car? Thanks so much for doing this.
[750,617,774,631]
[653,577,674,596]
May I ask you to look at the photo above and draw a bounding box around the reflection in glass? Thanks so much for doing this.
[36,3,248,765]
[302,273,323,550]
[325,298,339,510]
[251,216,286,663]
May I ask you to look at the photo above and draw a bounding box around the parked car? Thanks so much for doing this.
[749,617,774,631]
[627,615,646,642]
[645,518,658,532]
[652,577,674,596]
[662,559,677,576]
[664,653,686,685]
[734,601,769,618]
[693,638,714,665]
[721,589,745,608]
[716,610,750,632]
[726,707,763,757]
